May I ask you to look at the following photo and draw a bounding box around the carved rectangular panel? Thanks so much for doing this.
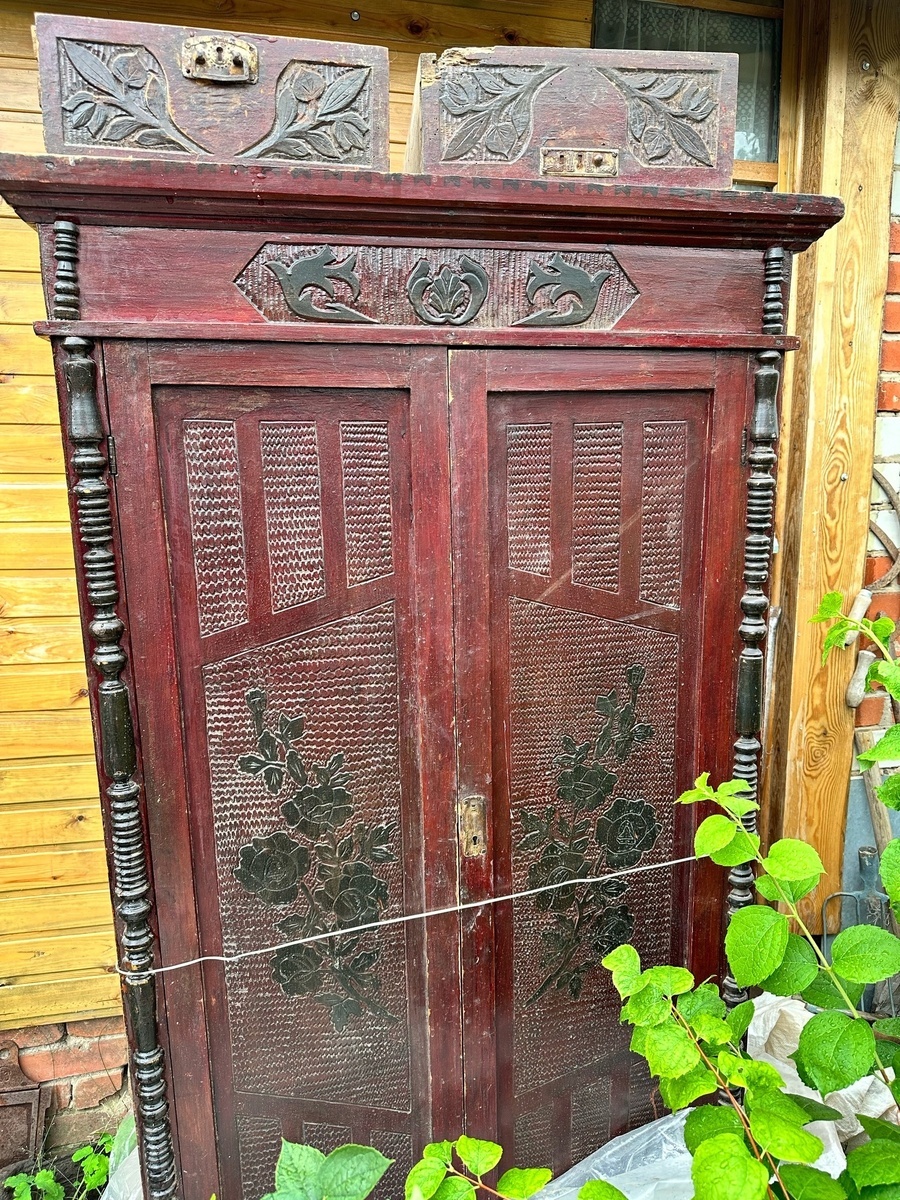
[640,421,688,610]
[406,46,738,188]
[341,422,394,587]
[572,423,623,592]
[260,422,326,611]
[35,13,390,168]
[507,424,552,576]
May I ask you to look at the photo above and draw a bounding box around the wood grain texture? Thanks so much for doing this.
[0,571,80,616]
[0,379,60,424]
[0,619,85,665]
[0,665,90,709]
[0,803,103,847]
[0,972,120,1031]
[0,756,100,804]
[0,886,111,934]
[0,474,69,521]
[767,0,900,928]
[0,843,108,891]
[1,927,116,977]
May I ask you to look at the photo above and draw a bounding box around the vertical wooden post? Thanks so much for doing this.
[767,0,900,927]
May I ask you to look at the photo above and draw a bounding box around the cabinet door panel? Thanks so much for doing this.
[451,349,744,1170]
[109,345,460,1200]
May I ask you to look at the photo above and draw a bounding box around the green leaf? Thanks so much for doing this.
[710,829,760,867]
[601,944,643,997]
[577,1184,628,1200]
[762,839,825,882]
[822,621,852,663]
[405,1159,448,1200]
[319,1146,393,1200]
[717,793,759,818]
[786,1095,842,1123]
[677,773,714,803]
[621,983,670,1027]
[880,840,900,904]
[658,1063,718,1110]
[725,905,790,987]
[432,1179,475,1200]
[866,659,900,701]
[748,1098,824,1164]
[873,1017,900,1070]
[858,725,900,766]
[801,970,865,1011]
[454,1137,502,1177]
[756,873,820,903]
[496,1169,553,1200]
[643,1020,701,1078]
[630,1025,648,1055]
[639,966,695,996]
[858,1115,900,1145]
[793,1011,876,1094]
[847,1141,900,1187]
[717,1051,784,1093]
[276,1143,326,1200]
[695,814,739,857]
[758,933,819,996]
[812,592,844,623]
[876,774,900,812]
[683,1105,745,1153]
[778,1164,848,1200]
[870,616,896,644]
[726,1000,755,1043]
[690,1133,769,1200]
[690,1013,733,1045]
[423,1144,454,1166]
[831,925,900,984]
[677,983,726,1023]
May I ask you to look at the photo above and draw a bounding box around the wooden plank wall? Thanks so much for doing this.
[767,0,900,928]
[0,1,592,1029]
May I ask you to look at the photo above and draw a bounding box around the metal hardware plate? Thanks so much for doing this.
[540,147,619,178]
[181,35,258,83]
[458,795,487,858]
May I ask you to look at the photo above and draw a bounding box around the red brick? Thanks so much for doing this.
[868,592,900,622]
[72,1069,123,1109]
[889,258,900,293]
[19,1035,128,1083]
[879,380,900,411]
[855,694,888,727]
[51,1082,72,1110]
[4,1024,64,1049]
[890,221,900,253]
[886,298,900,333]
[66,1017,125,1039]
[865,555,893,585]
[882,337,900,371]
[45,1106,122,1152]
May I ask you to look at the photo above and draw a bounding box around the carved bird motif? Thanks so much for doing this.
[264,247,376,323]
[516,253,611,327]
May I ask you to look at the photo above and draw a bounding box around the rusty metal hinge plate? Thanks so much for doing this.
[458,795,487,858]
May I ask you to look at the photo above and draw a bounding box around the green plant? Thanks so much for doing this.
[3,1171,64,1200]
[405,1135,552,1200]
[260,1140,392,1200]
[71,1134,113,1200]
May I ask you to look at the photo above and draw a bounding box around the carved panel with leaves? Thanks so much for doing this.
[598,68,721,170]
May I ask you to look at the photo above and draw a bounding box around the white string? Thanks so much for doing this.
[117,854,696,978]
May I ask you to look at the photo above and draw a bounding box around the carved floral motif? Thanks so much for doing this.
[58,39,205,152]
[599,68,718,168]
[233,689,397,1032]
[439,64,562,163]
[240,61,372,162]
[406,256,489,325]
[518,664,659,1005]
[263,247,375,323]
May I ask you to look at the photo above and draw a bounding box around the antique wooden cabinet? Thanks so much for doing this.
[0,151,840,1200]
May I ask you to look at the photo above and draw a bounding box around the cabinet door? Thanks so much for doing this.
[106,343,463,1200]
[449,349,747,1170]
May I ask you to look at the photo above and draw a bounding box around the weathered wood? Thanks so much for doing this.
[1,927,116,977]
[0,843,108,890]
[0,571,80,616]
[0,971,120,1031]
[0,622,85,666]
[0,710,95,758]
[0,803,102,848]
[768,0,900,929]
[0,665,90,709]
[0,886,110,934]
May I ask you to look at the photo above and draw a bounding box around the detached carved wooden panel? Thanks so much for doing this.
[406,47,738,187]
[35,13,390,168]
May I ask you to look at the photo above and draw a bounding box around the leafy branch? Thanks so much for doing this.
[439,65,561,162]
[599,68,716,168]
[240,63,370,161]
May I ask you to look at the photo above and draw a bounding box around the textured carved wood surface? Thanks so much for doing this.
[35,13,391,168]
[406,46,738,187]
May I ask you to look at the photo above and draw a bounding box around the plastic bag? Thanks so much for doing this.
[535,1112,693,1200]
[101,1117,144,1200]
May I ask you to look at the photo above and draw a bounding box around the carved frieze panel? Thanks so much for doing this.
[36,13,390,168]
[406,46,737,188]
[235,243,639,330]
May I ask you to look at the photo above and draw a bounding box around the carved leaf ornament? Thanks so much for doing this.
[440,65,562,163]
[516,254,611,328]
[263,247,376,323]
[60,39,206,152]
[518,663,660,1006]
[599,68,717,168]
[233,689,398,1032]
[240,62,371,161]
[407,256,490,325]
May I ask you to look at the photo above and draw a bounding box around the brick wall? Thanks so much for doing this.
[0,1017,130,1168]
[857,121,900,729]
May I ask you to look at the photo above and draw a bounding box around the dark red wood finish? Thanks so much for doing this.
[0,151,841,1200]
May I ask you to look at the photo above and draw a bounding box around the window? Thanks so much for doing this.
[593,0,782,182]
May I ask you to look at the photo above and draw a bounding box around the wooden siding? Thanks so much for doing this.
[0,0,592,1029]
